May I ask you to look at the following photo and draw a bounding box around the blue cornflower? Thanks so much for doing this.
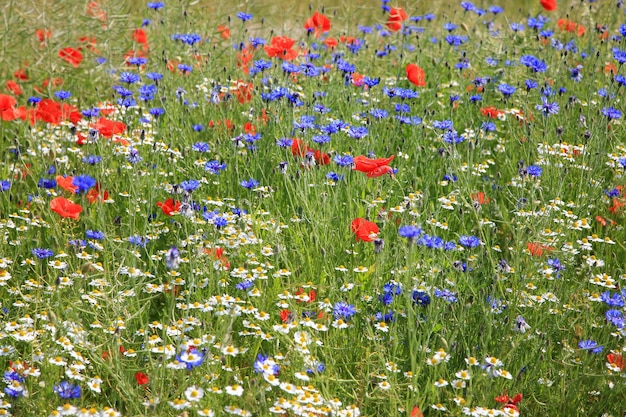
[333,154,354,167]
[525,79,538,91]
[128,235,148,247]
[236,280,253,291]
[249,37,265,47]
[601,291,625,307]
[412,290,431,307]
[254,354,279,375]
[547,258,565,271]
[481,122,496,132]
[178,64,192,73]
[54,91,72,100]
[434,288,458,303]
[0,180,10,192]
[213,216,228,228]
[443,22,458,32]
[395,115,422,125]
[85,230,105,240]
[458,235,481,248]
[119,72,141,84]
[192,142,210,152]
[147,1,164,10]
[38,178,56,189]
[53,381,81,399]
[149,107,165,118]
[146,72,163,82]
[536,97,560,115]
[498,83,516,98]
[176,348,205,369]
[312,135,331,144]
[333,301,357,320]
[461,2,476,12]
[205,160,226,174]
[520,55,547,73]
[240,178,259,189]
[578,339,603,353]
[399,225,422,240]
[522,165,542,177]
[4,381,25,398]
[28,96,41,105]
[602,107,622,120]
[606,309,624,328]
[237,12,253,21]
[443,130,464,144]
[489,5,503,14]
[445,35,468,46]
[432,120,453,130]
[127,148,142,164]
[294,115,316,130]
[347,126,368,139]
[72,175,97,193]
[32,248,54,259]
[369,108,388,119]
[127,57,148,66]
[82,155,102,166]
[395,103,410,113]
[180,180,200,192]
[509,22,524,32]
[326,172,344,182]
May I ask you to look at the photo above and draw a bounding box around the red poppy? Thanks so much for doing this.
[6,81,22,96]
[386,7,407,32]
[36,28,52,44]
[280,309,293,323]
[50,197,82,220]
[237,47,253,74]
[265,36,298,60]
[291,138,308,157]
[480,106,504,119]
[59,47,83,68]
[312,149,330,165]
[526,242,554,257]
[203,246,230,270]
[324,37,338,49]
[406,64,426,87]
[87,1,107,22]
[471,192,491,205]
[351,218,379,242]
[558,19,585,36]
[13,68,28,81]
[351,73,365,87]
[87,183,109,204]
[609,198,626,215]
[156,198,181,216]
[134,371,149,386]
[353,155,394,173]
[366,165,394,178]
[133,29,148,45]
[234,80,253,104]
[295,288,317,303]
[0,94,18,121]
[304,12,331,38]
[217,25,230,40]
[56,175,79,193]
[540,0,557,11]
[607,353,625,371]
[411,406,424,417]
[94,117,126,138]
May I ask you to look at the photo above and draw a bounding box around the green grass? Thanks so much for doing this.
[0,0,626,416]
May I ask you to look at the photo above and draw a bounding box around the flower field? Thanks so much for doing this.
[1,0,626,415]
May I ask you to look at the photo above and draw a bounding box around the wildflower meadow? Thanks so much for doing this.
[2,0,626,415]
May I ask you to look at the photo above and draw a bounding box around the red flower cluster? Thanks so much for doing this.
[351,218,379,242]
[406,64,426,87]
[265,36,298,60]
[291,138,330,166]
[386,7,407,32]
[352,155,395,178]
[304,12,331,38]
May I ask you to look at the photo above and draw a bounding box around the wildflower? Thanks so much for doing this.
[176,348,205,369]
[536,97,560,115]
[184,385,204,402]
[156,198,181,216]
[406,64,426,87]
[434,288,457,303]
[541,0,557,11]
[498,83,516,98]
[351,218,379,242]
[53,381,81,399]
[240,178,259,189]
[165,246,180,269]
[304,12,331,38]
[50,197,82,220]
[386,7,407,32]
[458,235,481,248]
[514,315,531,333]
[602,107,622,120]
[333,301,356,321]
[579,339,604,353]
[59,47,83,67]
[412,291,431,307]
[134,372,149,386]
